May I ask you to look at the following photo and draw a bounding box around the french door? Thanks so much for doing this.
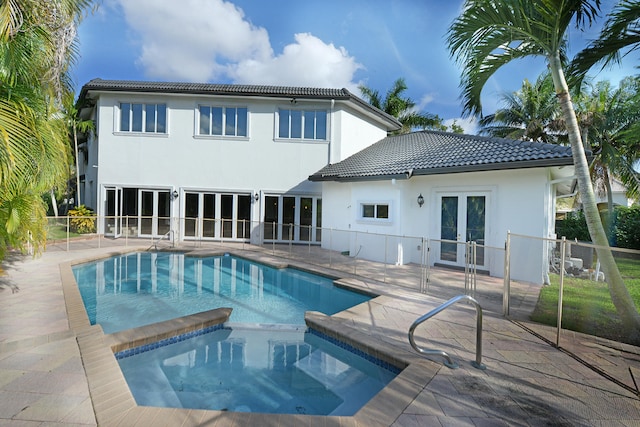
[183,192,251,240]
[139,190,171,237]
[438,192,488,268]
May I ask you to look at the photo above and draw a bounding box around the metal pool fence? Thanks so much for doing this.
[46,215,640,348]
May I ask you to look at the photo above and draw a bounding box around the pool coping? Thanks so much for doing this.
[61,248,441,426]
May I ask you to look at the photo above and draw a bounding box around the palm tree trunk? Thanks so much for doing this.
[548,54,640,336]
[73,125,81,207]
[50,189,58,217]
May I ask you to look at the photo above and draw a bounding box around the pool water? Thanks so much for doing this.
[73,252,392,416]
[72,252,371,334]
[116,325,398,415]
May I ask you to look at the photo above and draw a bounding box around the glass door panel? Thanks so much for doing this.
[264,196,279,240]
[466,196,486,266]
[440,196,458,262]
[315,199,322,242]
[122,188,138,235]
[105,187,122,237]
[203,194,216,238]
[221,194,233,238]
[282,197,295,241]
[157,191,170,236]
[236,195,251,239]
[184,193,199,237]
[300,197,312,242]
[140,191,154,235]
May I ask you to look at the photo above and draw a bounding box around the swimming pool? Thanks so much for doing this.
[72,252,371,334]
[116,324,399,415]
[72,251,394,416]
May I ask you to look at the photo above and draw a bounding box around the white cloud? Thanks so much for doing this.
[417,93,435,112]
[231,33,363,91]
[115,0,361,89]
[444,117,478,135]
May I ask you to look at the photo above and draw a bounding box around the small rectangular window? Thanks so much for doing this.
[361,203,390,221]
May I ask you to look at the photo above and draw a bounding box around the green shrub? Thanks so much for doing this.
[616,206,640,250]
[68,205,96,234]
[556,211,591,241]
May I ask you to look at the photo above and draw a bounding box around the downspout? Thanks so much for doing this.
[329,99,335,164]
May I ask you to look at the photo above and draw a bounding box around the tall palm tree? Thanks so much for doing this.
[447,0,640,334]
[359,78,442,134]
[0,0,94,260]
[480,73,565,143]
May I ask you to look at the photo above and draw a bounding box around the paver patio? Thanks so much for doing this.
[0,240,639,426]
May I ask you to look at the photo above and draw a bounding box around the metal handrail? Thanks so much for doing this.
[408,294,486,370]
[150,230,173,251]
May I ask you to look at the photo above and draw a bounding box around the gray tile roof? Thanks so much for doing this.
[78,78,401,130]
[309,130,575,182]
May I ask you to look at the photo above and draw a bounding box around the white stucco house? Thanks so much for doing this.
[76,79,401,244]
[308,131,577,284]
[77,79,576,284]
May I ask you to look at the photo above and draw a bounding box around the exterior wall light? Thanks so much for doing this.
[254,192,259,202]
[171,190,179,201]
[417,193,425,208]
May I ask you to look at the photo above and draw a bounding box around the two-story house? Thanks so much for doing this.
[76,79,401,244]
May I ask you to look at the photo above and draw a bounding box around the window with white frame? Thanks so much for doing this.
[119,103,166,133]
[360,203,390,221]
[278,109,327,140]
[198,106,248,137]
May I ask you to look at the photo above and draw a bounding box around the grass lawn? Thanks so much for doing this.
[531,257,640,345]
[46,225,82,240]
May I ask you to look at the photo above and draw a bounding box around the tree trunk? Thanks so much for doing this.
[73,125,81,207]
[548,53,640,336]
[50,189,58,217]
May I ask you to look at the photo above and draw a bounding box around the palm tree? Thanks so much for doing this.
[480,73,565,143]
[359,78,442,134]
[571,0,640,80]
[574,78,640,226]
[447,0,640,334]
[0,0,94,260]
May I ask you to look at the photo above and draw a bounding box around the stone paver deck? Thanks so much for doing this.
[0,240,639,426]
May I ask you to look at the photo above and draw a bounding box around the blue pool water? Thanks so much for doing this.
[116,325,398,415]
[72,252,371,334]
[73,252,392,415]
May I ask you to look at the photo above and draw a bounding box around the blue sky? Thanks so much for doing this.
[74,0,637,133]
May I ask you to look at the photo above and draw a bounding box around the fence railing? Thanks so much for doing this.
[47,215,640,348]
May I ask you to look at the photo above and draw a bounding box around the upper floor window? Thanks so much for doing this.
[278,109,327,140]
[199,106,248,137]
[120,103,166,133]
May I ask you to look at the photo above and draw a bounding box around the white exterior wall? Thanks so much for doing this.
[331,107,389,162]
[94,93,332,194]
[85,90,393,242]
[321,168,555,284]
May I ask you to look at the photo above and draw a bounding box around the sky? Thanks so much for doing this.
[74,0,638,134]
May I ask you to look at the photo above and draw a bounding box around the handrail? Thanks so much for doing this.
[150,230,173,251]
[408,294,486,370]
